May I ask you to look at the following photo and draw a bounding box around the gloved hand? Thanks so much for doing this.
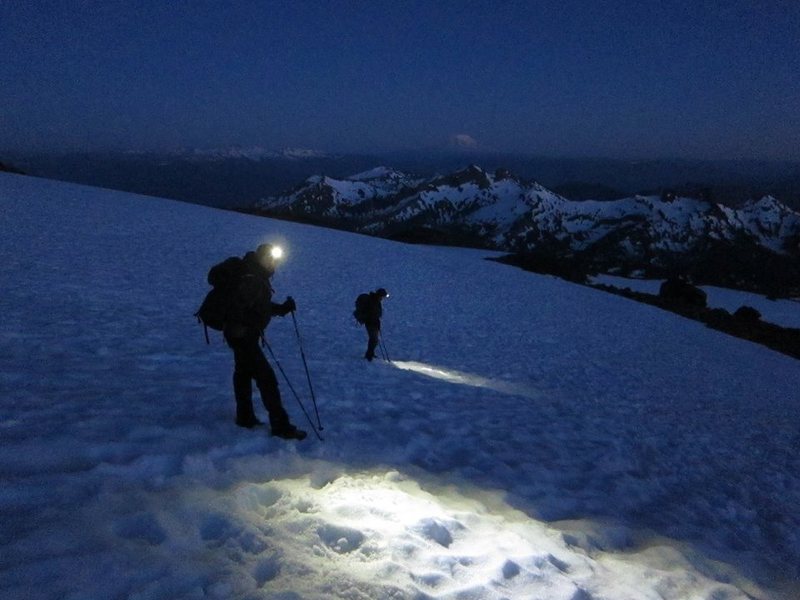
[283,296,296,313]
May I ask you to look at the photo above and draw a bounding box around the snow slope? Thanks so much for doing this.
[2,173,800,600]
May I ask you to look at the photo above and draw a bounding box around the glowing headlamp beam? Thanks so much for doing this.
[392,361,543,400]
[270,246,284,260]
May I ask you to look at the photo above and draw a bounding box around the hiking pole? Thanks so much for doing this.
[379,335,391,362]
[290,311,323,431]
[263,339,323,441]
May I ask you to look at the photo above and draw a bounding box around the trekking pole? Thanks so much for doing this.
[379,335,391,362]
[290,311,323,431]
[263,339,323,441]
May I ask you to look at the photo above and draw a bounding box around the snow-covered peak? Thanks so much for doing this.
[741,195,795,215]
[347,166,407,181]
[279,147,329,159]
[428,164,492,190]
[186,146,276,160]
[732,195,800,253]
[257,166,800,271]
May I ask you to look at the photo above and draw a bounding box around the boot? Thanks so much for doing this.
[271,424,307,440]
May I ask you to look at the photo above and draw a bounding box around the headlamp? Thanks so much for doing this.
[270,246,284,260]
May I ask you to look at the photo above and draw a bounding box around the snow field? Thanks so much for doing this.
[1,173,799,599]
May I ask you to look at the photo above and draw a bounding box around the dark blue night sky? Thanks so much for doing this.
[2,0,799,160]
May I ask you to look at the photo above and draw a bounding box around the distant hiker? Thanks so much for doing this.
[353,288,388,361]
[201,244,306,440]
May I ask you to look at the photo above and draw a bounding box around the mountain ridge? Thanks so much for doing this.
[6,150,800,210]
[255,165,800,295]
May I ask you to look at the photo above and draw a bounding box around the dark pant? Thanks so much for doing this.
[227,335,291,431]
[365,321,380,360]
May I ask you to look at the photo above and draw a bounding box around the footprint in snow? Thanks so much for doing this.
[113,512,167,546]
[254,556,281,586]
[317,524,365,553]
[200,513,238,544]
[416,518,456,548]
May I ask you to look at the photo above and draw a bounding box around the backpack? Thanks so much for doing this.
[195,257,246,342]
[353,293,371,324]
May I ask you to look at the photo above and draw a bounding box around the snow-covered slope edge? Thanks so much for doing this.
[2,172,799,599]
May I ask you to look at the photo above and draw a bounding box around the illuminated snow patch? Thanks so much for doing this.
[393,360,543,400]
[223,469,763,599]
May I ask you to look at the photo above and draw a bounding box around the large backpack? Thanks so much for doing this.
[195,257,246,342]
[353,293,371,324]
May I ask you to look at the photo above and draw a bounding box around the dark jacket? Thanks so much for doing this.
[224,254,290,341]
[363,292,383,326]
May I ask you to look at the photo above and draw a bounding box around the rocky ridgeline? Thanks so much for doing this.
[589,277,800,361]
[255,165,800,296]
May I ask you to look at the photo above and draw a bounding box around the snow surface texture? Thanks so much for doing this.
[1,173,799,600]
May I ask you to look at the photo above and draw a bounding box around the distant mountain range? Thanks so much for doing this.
[255,165,800,295]
[151,146,332,161]
[4,148,800,210]
[2,148,375,208]
[3,148,799,294]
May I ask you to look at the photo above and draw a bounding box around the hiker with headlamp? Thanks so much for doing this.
[211,243,305,440]
[353,287,388,361]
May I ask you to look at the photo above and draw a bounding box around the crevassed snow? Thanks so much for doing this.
[1,173,799,600]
